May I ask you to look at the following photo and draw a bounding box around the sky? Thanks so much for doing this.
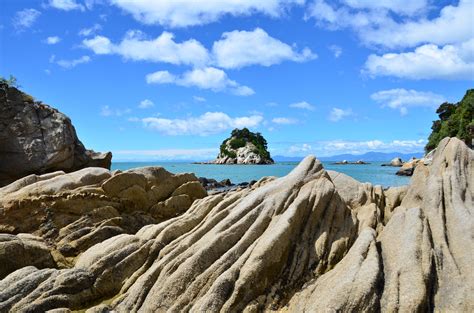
[1,0,473,161]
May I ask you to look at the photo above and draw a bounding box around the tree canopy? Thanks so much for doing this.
[426,89,474,152]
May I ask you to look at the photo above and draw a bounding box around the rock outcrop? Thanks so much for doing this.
[0,82,112,186]
[210,128,274,164]
[0,166,206,272]
[0,137,472,312]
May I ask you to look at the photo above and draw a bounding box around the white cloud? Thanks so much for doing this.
[109,0,304,27]
[49,0,85,11]
[138,99,154,109]
[307,0,472,49]
[193,96,206,102]
[52,55,91,69]
[289,101,315,111]
[364,40,474,80]
[212,28,316,69]
[272,117,298,125]
[113,148,217,161]
[328,108,352,122]
[371,89,446,115]
[83,31,209,66]
[78,23,102,36]
[341,0,428,16]
[328,44,342,58]
[100,105,131,117]
[142,112,264,136]
[45,36,61,44]
[285,139,426,156]
[146,67,255,96]
[13,8,41,30]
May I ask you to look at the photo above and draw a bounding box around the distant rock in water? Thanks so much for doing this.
[0,81,112,186]
[381,157,403,167]
[209,128,274,164]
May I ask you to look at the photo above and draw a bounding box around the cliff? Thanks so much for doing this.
[0,81,112,186]
[211,128,274,164]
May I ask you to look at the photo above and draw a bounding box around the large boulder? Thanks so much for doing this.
[0,82,112,186]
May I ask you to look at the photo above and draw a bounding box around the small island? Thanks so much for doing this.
[202,128,274,164]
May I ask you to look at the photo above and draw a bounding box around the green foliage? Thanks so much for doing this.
[426,89,474,152]
[229,138,246,149]
[220,127,273,161]
[0,75,20,88]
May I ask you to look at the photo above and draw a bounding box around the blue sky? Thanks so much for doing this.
[1,0,473,161]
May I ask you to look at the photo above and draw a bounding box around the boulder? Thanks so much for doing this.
[396,157,421,176]
[0,234,56,279]
[382,157,403,167]
[0,82,112,186]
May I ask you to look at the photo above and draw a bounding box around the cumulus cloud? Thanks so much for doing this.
[48,0,85,11]
[286,139,426,156]
[371,89,446,115]
[113,148,218,161]
[78,23,102,36]
[328,108,352,121]
[13,8,41,30]
[109,0,304,27]
[307,0,472,49]
[212,28,316,69]
[45,36,61,44]
[146,67,254,96]
[138,99,154,109]
[272,117,298,125]
[100,105,131,117]
[289,101,315,111]
[364,40,474,80]
[142,112,264,136]
[83,31,210,66]
[328,44,342,58]
[51,55,91,69]
[193,96,206,102]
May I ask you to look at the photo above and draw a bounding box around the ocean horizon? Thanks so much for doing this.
[112,160,411,187]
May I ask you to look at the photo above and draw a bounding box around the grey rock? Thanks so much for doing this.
[0,82,112,186]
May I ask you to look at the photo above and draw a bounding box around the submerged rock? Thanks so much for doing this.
[0,82,112,186]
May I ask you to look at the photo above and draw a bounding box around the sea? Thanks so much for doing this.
[112,161,411,188]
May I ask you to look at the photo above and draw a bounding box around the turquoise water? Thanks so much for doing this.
[112,161,411,187]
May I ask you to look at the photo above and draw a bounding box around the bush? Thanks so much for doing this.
[0,75,20,88]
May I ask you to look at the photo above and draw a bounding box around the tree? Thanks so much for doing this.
[426,89,474,152]
[0,75,20,88]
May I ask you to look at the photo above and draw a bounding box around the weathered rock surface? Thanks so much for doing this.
[0,166,206,270]
[0,137,472,312]
[0,82,112,186]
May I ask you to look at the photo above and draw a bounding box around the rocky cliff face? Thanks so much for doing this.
[0,82,112,186]
[0,137,471,312]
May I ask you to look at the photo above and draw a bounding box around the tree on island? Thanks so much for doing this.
[426,89,473,152]
[219,128,273,163]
